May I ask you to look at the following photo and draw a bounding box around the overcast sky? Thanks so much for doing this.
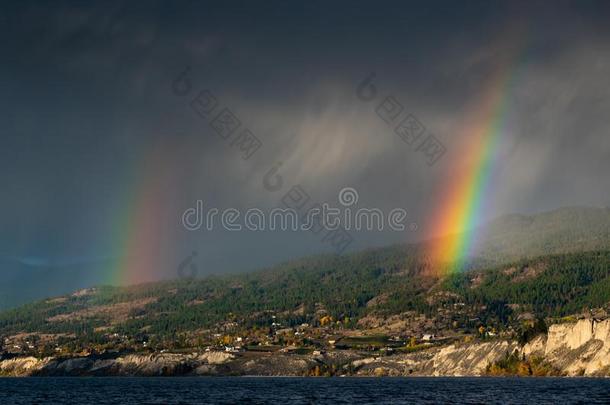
[1,0,609,307]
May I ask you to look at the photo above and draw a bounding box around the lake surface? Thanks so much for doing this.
[1,377,609,404]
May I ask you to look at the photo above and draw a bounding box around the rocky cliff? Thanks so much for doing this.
[354,319,610,377]
[2,319,609,377]
[522,318,610,376]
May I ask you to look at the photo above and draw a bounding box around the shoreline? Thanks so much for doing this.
[3,319,610,378]
[2,374,610,378]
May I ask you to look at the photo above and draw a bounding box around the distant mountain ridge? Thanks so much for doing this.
[411,206,610,273]
[0,206,608,312]
[470,206,610,264]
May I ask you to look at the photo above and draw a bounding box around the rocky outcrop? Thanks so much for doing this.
[523,319,610,376]
[0,356,52,376]
[352,340,520,376]
[0,352,237,377]
[350,319,610,377]
[352,320,610,377]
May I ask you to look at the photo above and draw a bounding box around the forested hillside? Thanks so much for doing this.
[0,207,608,354]
[1,250,608,348]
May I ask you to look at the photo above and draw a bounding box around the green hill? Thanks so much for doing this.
[1,249,608,350]
[0,206,608,353]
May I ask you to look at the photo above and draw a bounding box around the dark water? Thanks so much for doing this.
[0,377,609,404]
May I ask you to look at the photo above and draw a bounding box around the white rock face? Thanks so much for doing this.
[0,356,50,376]
[0,352,237,377]
[428,340,519,376]
[522,335,546,357]
[540,319,610,376]
[352,357,376,368]
[197,351,234,365]
[355,319,610,377]
[546,319,594,353]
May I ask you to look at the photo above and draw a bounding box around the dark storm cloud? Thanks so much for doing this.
[1,0,609,307]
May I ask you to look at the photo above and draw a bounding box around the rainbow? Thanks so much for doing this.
[106,139,183,286]
[425,32,527,276]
